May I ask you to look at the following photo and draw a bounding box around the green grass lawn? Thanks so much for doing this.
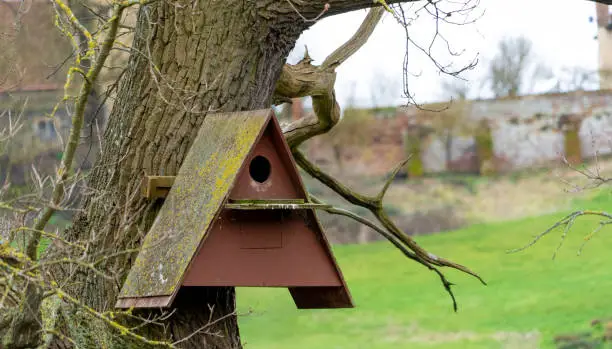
[237,189,612,349]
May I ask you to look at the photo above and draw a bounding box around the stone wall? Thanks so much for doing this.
[400,90,612,174]
[307,90,612,177]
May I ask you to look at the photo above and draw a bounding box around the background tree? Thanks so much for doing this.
[370,70,400,109]
[548,66,600,93]
[441,77,473,100]
[485,35,552,98]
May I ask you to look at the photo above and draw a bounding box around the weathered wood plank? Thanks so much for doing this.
[115,295,173,309]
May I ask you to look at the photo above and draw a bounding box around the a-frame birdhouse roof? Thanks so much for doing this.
[116,109,351,309]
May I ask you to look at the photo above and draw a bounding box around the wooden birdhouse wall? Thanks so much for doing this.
[181,208,344,287]
[230,127,302,200]
[182,122,345,289]
[116,109,352,310]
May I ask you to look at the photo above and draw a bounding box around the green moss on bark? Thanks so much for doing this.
[404,130,424,178]
[475,121,495,176]
[564,126,582,166]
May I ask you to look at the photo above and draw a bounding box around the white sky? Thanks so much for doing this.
[287,0,600,108]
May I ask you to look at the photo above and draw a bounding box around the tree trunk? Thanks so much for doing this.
[52,2,307,347]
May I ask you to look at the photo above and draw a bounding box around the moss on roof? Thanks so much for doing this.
[118,109,272,300]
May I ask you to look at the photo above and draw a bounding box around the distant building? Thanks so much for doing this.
[0,0,70,91]
[0,0,105,185]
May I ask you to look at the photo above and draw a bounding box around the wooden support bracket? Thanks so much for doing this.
[141,176,176,199]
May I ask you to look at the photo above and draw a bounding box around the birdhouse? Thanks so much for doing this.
[115,109,353,310]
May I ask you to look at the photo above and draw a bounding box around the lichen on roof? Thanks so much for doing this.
[118,109,272,300]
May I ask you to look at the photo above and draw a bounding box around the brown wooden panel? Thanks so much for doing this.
[118,110,353,309]
[264,113,354,309]
[115,295,173,309]
[180,115,352,307]
[181,209,343,287]
[238,210,283,249]
[118,110,271,301]
[229,127,302,200]
[289,286,354,309]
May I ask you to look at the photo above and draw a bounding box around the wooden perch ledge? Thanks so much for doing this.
[141,176,331,210]
[225,201,332,210]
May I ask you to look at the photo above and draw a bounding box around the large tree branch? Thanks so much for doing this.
[295,151,485,282]
[309,194,464,310]
[277,7,485,309]
[292,0,612,19]
[296,149,486,310]
[278,7,384,149]
[320,8,385,70]
[276,60,340,148]
[290,0,408,18]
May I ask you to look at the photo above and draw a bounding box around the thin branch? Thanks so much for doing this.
[27,3,125,260]
[310,194,461,310]
[321,8,384,70]
[294,150,485,310]
[508,210,612,257]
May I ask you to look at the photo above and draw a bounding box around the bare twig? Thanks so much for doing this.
[508,210,612,258]
[394,0,481,107]
[27,3,126,260]
[295,151,485,310]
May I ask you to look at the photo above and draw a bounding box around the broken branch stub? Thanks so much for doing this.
[277,8,385,149]
[276,58,340,149]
